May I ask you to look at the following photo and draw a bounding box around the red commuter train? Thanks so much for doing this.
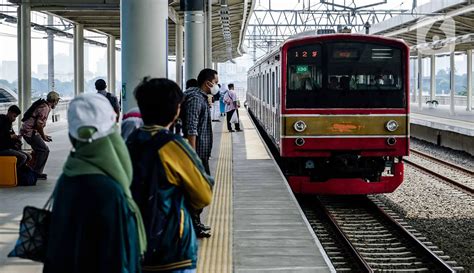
[246,34,410,195]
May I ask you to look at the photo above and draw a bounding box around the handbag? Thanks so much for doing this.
[230,111,239,124]
[8,197,52,262]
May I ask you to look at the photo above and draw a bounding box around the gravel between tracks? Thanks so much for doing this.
[410,138,474,170]
[373,166,473,271]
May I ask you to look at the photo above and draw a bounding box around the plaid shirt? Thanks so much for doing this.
[182,87,213,159]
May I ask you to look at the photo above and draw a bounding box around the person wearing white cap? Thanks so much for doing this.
[43,93,146,273]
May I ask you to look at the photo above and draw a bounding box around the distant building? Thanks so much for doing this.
[0,61,18,83]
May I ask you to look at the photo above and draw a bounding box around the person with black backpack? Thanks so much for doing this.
[127,78,213,272]
[20,91,60,180]
[95,79,120,122]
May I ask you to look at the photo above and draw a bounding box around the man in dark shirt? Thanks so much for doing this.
[0,105,31,168]
[95,79,121,121]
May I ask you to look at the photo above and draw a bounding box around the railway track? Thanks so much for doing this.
[300,196,461,272]
[404,149,474,195]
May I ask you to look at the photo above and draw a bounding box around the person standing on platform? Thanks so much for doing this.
[95,79,121,122]
[20,91,60,180]
[43,93,145,273]
[224,83,241,132]
[0,105,31,168]
[121,107,143,141]
[211,84,221,122]
[219,84,228,117]
[127,78,213,273]
[182,68,219,237]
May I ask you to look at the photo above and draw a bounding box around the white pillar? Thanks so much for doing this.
[107,35,116,95]
[18,2,31,115]
[121,0,168,112]
[206,0,212,67]
[467,49,472,111]
[184,0,205,82]
[450,51,456,115]
[418,53,423,109]
[430,55,436,101]
[47,15,54,92]
[175,21,183,88]
[74,23,84,96]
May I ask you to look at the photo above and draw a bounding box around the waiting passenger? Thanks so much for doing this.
[0,105,31,168]
[127,78,213,273]
[43,93,146,273]
[121,107,143,141]
[20,91,60,180]
[181,68,219,238]
[95,79,120,122]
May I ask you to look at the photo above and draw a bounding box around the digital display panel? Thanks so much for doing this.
[333,49,359,59]
[293,50,319,58]
[296,65,310,74]
[287,44,322,64]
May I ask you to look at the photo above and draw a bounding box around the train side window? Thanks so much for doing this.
[272,71,276,107]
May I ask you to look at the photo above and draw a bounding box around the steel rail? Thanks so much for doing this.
[410,149,474,175]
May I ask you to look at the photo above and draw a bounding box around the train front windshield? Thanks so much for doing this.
[286,42,406,109]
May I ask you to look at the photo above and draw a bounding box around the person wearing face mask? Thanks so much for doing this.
[181,68,219,238]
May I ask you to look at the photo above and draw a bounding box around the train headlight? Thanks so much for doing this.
[293,120,307,132]
[385,120,399,132]
[295,138,305,146]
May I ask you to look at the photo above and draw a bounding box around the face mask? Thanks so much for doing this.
[210,83,220,95]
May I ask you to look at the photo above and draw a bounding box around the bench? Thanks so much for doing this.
[0,156,17,187]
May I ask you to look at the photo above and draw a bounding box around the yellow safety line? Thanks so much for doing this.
[197,122,233,273]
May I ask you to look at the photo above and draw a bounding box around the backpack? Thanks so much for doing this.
[21,99,47,122]
[105,92,120,112]
[17,165,38,186]
[127,129,179,262]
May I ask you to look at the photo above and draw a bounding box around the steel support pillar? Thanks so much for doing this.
[206,0,212,67]
[430,55,436,101]
[18,1,31,115]
[121,0,168,111]
[175,21,183,88]
[74,23,84,96]
[450,51,456,115]
[467,49,472,111]
[418,54,423,109]
[47,15,54,92]
[184,0,205,82]
[107,35,116,95]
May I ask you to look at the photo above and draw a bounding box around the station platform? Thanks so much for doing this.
[409,104,474,155]
[0,109,334,272]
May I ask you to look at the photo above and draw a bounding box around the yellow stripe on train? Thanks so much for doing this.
[284,116,408,136]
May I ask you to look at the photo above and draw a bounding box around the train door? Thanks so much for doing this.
[272,69,276,141]
[276,65,281,147]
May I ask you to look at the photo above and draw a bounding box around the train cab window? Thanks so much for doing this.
[325,42,405,108]
[286,44,323,108]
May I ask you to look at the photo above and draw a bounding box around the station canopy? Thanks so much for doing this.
[370,0,474,52]
[8,0,253,62]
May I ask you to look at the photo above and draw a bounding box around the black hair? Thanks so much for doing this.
[134,77,184,126]
[197,68,218,87]
[95,79,107,91]
[185,78,198,89]
[8,105,21,115]
[228,83,234,89]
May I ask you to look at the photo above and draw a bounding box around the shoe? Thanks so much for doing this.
[228,130,235,132]
[37,173,47,180]
[236,129,242,132]
[196,229,211,238]
[197,223,211,231]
